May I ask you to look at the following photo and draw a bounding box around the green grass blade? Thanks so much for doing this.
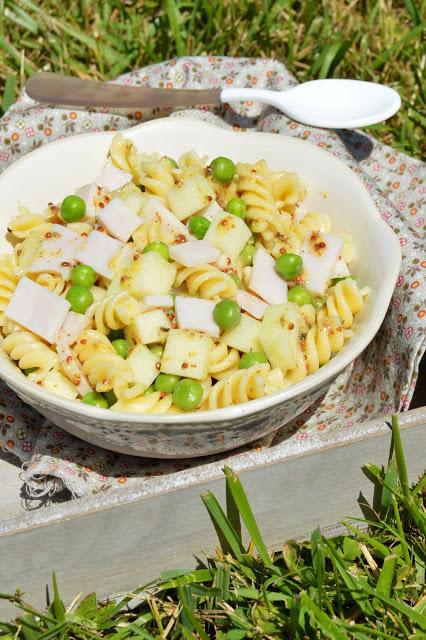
[301,593,347,640]
[375,555,397,599]
[372,21,426,69]
[1,73,16,112]
[201,490,245,560]
[164,0,187,56]
[223,466,274,570]
[391,415,410,499]
[157,568,214,590]
[403,0,421,25]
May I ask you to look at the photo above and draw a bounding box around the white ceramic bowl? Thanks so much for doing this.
[0,119,400,458]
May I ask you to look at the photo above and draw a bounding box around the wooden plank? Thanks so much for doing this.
[0,413,424,618]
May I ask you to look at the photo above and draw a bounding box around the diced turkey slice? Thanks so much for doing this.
[76,183,110,217]
[249,246,288,305]
[142,197,190,240]
[175,296,219,338]
[5,277,70,344]
[96,197,141,243]
[56,341,92,396]
[28,224,85,278]
[77,230,123,279]
[169,241,221,267]
[330,255,350,279]
[140,294,174,312]
[96,160,132,192]
[56,311,91,345]
[300,232,344,294]
[236,290,270,320]
[198,200,224,222]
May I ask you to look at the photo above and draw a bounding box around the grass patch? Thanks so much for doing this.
[0,0,425,159]
[1,416,425,638]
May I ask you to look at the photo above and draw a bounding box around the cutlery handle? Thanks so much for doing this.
[26,73,222,108]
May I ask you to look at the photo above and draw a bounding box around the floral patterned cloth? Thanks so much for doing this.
[0,57,424,499]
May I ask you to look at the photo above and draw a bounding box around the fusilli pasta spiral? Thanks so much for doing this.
[208,342,240,379]
[204,363,283,409]
[93,292,140,334]
[237,161,287,236]
[112,390,176,413]
[174,263,238,300]
[74,329,133,395]
[0,254,18,327]
[2,331,59,377]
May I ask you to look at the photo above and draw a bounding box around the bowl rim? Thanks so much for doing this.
[0,117,401,426]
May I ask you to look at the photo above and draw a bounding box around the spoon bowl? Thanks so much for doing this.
[221,79,402,128]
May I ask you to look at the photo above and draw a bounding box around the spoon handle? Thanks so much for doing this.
[26,73,222,108]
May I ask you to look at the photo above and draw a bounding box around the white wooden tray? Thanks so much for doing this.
[0,407,425,618]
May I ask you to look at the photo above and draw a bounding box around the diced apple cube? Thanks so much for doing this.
[249,246,287,305]
[96,197,141,243]
[169,241,221,267]
[127,344,160,391]
[6,277,70,343]
[122,251,176,300]
[175,296,219,337]
[125,309,171,345]
[300,232,343,294]
[77,230,123,279]
[142,197,191,240]
[220,314,262,353]
[161,329,212,380]
[96,160,132,192]
[236,290,270,319]
[28,224,85,278]
[166,175,215,221]
[41,368,79,400]
[140,294,174,312]
[259,303,299,372]
[204,211,252,261]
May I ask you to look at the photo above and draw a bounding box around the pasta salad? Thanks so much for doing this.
[0,133,369,413]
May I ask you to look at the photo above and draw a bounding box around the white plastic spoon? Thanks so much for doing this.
[26,74,401,129]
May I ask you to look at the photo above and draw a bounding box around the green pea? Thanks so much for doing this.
[239,243,256,267]
[225,197,246,219]
[71,263,96,288]
[229,273,241,288]
[330,275,356,286]
[189,215,210,239]
[166,156,178,169]
[108,328,125,342]
[150,344,164,358]
[173,379,203,411]
[213,299,241,331]
[82,391,109,409]
[112,339,129,359]
[275,253,303,281]
[288,285,312,306]
[66,284,94,314]
[239,352,269,369]
[145,384,155,395]
[104,390,117,407]
[60,195,86,223]
[210,156,236,183]
[142,241,169,261]
[154,373,180,394]
[24,367,38,375]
